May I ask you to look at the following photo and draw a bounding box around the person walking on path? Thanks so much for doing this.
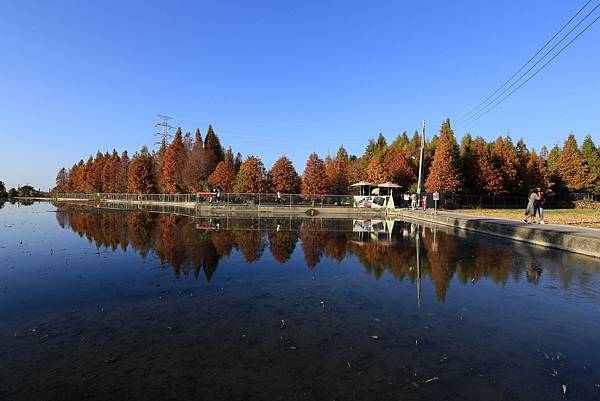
[277,190,282,205]
[410,193,417,210]
[524,188,540,224]
[535,187,546,224]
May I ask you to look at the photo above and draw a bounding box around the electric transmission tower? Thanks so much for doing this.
[155,114,174,146]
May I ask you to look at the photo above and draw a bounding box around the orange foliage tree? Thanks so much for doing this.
[327,146,350,194]
[183,129,206,192]
[525,150,551,191]
[301,152,330,202]
[270,155,301,193]
[364,157,390,184]
[162,128,186,194]
[559,134,595,191]
[208,160,236,191]
[127,146,155,193]
[101,150,120,192]
[233,156,267,193]
[118,150,129,192]
[384,150,415,187]
[472,138,503,195]
[425,119,462,193]
[203,124,224,176]
[55,168,68,192]
[490,136,518,194]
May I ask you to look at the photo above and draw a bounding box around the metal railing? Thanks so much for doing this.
[55,191,598,210]
[56,192,356,208]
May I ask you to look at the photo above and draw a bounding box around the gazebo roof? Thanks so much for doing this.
[378,182,402,188]
[350,181,377,187]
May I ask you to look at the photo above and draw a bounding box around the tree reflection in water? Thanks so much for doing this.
[54,204,584,301]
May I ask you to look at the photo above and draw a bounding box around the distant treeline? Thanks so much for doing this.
[54,120,600,197]
[0,182,45,199]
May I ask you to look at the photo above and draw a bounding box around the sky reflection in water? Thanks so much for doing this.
[1,201,600,401]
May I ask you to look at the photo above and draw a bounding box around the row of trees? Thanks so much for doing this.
[425,120,599,195]
[55,120,600,197]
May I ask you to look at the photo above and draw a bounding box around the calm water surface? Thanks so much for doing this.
[1,201,600,401]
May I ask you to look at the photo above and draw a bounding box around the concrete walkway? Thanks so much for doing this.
[391,209,600,258]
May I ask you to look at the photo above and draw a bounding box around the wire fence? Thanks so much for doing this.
[56,192,355,208]
[422,192,597,209]
[55,191,597,210]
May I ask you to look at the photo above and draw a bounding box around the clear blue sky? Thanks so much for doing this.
[1,0,599,190]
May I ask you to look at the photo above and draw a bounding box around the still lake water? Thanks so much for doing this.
[1,201,600,401]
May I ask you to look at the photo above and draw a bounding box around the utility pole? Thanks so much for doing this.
[416,120,426,196]
[155,114,174,146]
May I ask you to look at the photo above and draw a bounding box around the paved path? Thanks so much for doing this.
[390,209,600,258]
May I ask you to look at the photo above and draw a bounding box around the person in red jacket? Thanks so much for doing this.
[535,187,545,224]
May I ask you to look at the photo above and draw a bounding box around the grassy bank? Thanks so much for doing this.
[450,209,600,228]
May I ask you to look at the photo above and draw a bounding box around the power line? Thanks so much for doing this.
[456,11,600,130]
[456,0,593,124]
[455,1,598,127]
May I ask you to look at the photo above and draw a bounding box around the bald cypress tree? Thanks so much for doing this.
[162,128,186,193]
[118,150,129,192]
[128,146,155,193]
[234,156,267,193]
[183,129,207,192]
[302,152,330,204]
[364,157,390,184]
[425,119,462,193]
[327,146,350,194]
[581,135,600,194]
[491,136,519,194]
[385,149,416,188]
[154,138,168,193]
[472,137,503,195]
[559,134,594,191]
[203,124,224,176]
[270,155,301,193]
[459,133,476,194]
[55,168,68,192]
